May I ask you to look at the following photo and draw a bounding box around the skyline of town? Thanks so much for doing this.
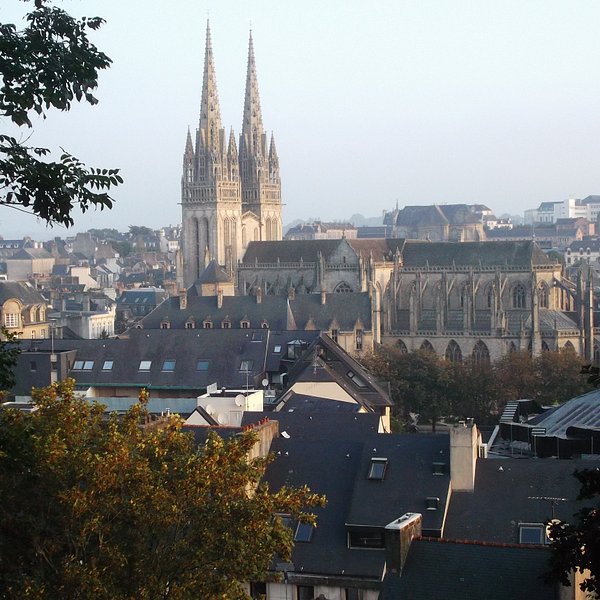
[3,0,600,240]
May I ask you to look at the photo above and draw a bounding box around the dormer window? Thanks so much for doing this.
[203,320,213,329]
[160,320,170,329]
[185,319,195,329]
[261,320,269,329]
[241,319,250,329]
[222,320,231,329]
[368,457,388,480]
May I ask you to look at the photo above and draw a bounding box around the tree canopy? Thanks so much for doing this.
[363,345,592,429]
[0,0,122,226]
[547,468,600,594]
[0,380,324,599]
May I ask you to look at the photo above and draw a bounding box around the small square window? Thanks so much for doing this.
[273,345,282,353]
[368,457,388,480]
[432,462,446,475]
[196,359,210,371]
[426,496,440,511]
[102,360,114,371]
[162,359,176,372]
[139,360,152,371]
[519,524,545,545]
[294,521,314,543]
[83,361,94,370]
[73,360,84,370]
[240,359,253,372]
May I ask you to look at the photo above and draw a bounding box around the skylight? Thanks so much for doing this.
[294,522,314,543]
[73,360,84,370]
[162,359,176,372]
[139,360,152,371]
[102,360,114,371]
[240,359,253,372]
[196,359,210,371]
[273,345,282,353]
[368,457,388,480]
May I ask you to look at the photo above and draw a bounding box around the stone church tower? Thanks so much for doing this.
[181,22,282,288]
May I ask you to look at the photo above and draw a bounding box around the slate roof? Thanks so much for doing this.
[290,292,372,330]
[401,241,552,268]
[0,281,46,305]
[263,430,451,582]
[346,434,450,534]
[567,240,600,252]
[444,458,590,543]
[383,539,555,600]
[26,329,271,392]
[241,411,380,441]
[140,294,290,330]
[195,259,232,284]
[347,238,407,260]
[271,392,362,413]
[140,292,372,332]
[395,205,450,227]
[9,247,53,260]
[117,288,168,306]
[243,239,343,263]
[284,333,392,409]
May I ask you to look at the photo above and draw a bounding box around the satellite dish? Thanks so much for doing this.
[261,378,269,387]
[205,404,215,415]
[235,394,245,407]
[546,519,562,541]
[217,413,229,425]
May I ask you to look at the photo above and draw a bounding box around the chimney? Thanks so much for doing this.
[384,512,422,574]
[217,289,223,309]
[179,289,187,310]
[320,289,327,305]
[256,287,262,304]
[450,420,480,492]
[82,295,91,312]
[288,287,295,300]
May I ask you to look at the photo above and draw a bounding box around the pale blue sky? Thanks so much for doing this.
[2,0,600,239]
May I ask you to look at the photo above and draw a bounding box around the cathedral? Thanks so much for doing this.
[181,22,282,287]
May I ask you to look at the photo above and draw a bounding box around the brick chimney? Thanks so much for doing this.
[384,513,422,574]
[320,289,327,305]
[217,289,223,309]
[179,289,187,310]
[288,287,295,300]
[256,287,262,304]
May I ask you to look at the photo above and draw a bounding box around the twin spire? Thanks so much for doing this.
[195,20,277,162]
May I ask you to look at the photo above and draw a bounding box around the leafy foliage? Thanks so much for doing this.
[547,468,600,594]
[0,380,324,598]
[0,0,122,226]
[0,327,20,391]
[363,346,592,428]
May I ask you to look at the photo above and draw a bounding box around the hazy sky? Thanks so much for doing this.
[2,0,600,240]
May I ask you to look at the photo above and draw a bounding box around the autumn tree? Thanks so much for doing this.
[0,380,324,599]
[0,0,121,226]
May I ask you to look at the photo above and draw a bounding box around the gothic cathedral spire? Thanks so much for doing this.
[180,24,282,288]
[239,30,282,241]
[181,20,242,287]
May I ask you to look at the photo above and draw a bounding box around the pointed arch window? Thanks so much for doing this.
[512,284,526,309]
[445,340,462,363]
[538,284,549,308]
[397,340,408,354]
[472,340,490,365]
[487,286,493,309]
[420,340,435,354]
